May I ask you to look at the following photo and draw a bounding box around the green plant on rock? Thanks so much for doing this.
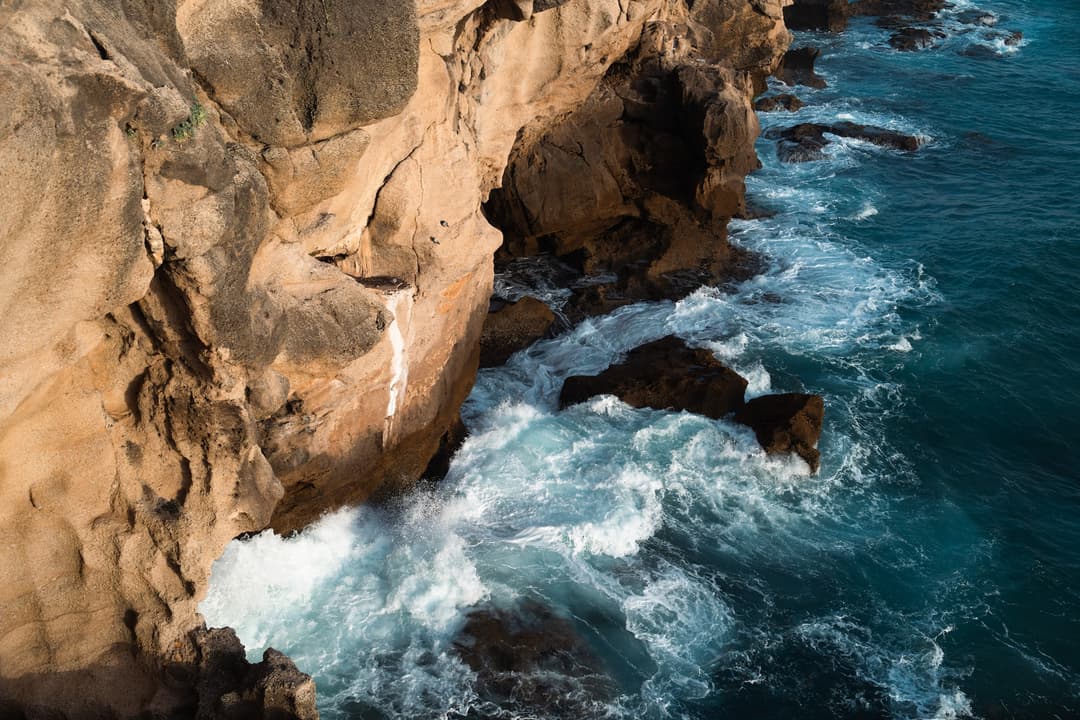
[171,101,207,144]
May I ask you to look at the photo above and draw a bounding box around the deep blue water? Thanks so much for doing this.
[202,2,1080,718]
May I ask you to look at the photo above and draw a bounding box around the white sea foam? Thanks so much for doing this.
[203,30,959,718]
[853,203,879,220]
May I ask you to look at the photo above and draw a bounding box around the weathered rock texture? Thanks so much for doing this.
[485,0,791,315]
[0,0,791,716]
[480,297,556,367]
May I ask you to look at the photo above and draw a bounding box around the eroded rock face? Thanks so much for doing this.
[485,0,790,312]
[0,0,795,716]
[775,46,827,89]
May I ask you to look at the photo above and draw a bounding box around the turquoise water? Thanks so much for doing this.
[202,2,1080,717]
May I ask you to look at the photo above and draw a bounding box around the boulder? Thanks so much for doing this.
[775,47,827,89]
[754,93,805,112]
[783,0,849,32]
[453,599,615,717]
[479,296,556,367]
[559,337,748,419]
[734,393,825,472]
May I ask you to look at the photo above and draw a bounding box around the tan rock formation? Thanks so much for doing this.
[0,0,790,716]
[486,0,790,313]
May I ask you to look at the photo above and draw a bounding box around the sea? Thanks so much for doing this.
[201,2,1080,717]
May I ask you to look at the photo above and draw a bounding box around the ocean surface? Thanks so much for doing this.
[202,2,1080,717]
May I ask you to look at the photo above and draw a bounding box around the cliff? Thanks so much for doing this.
[0,0,789,716]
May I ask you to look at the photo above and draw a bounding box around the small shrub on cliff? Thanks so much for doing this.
[172,102,207,143]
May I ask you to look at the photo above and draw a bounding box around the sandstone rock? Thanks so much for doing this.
[0,0,795,716]
[783,0,849,32]
[775,47,827,89]
[486,0,789,312]
[177,0,420,146]
[453,599,615,717]
[735,393,825,472]
[480,296,556,367]
[560,337,748,419]
[764,121,922,162]
[754,93,805,112]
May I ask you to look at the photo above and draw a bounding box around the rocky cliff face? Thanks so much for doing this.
[0,0,788,716]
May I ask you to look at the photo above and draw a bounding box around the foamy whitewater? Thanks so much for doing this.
[203,2,1080,717]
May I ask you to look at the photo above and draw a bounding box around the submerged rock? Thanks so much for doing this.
[734,393,825,472]
[765,122,922,162]
[560,336,749,419]
[775,47,828,89]
[889,27,944,51]
[479,296,556,367]
[453,599,615,718]
[755,93,805,112]
[956,8,998,26]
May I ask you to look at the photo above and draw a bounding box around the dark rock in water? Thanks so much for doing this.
[956,8,997,26]
[193,627,319,720]
[889,27,943,51]
[754,93,804,113]
[735,393,825,472]
[783,0,848,32]
[553,211,761,321]
[559,336,748,419]
[849,0,946,22]
[959,44,1001,58]
[775,47,827,90]
[453,599,615,718]
[1004,30,1023,46]
[739,200,779,220]
[764,121,922,163]
[479,296,556,367]
[559,337,827,470]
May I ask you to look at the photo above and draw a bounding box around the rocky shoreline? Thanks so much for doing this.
[0,0,1012,717]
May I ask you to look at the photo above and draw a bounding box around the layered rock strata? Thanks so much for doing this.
[0,0,791,716]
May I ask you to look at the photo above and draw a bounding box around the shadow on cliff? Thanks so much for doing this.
[0,628,315,720]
